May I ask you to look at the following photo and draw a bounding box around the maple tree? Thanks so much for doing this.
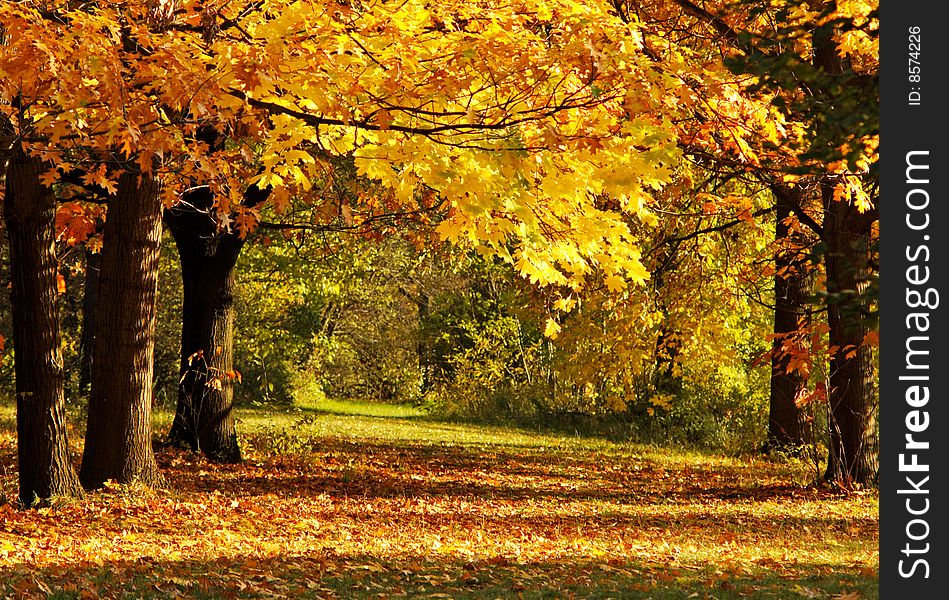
[766,187,815,452]
[163,189,247,462]
[163,173,270,462]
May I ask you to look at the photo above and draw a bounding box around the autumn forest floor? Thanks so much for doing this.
[0,398,878,599]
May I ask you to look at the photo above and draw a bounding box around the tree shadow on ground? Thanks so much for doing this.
[150,437,877,560]
[171,437,852,505]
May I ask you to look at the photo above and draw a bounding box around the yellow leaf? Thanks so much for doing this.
[544,318,561,339]
[436,219,464,242]
[604,275,626,292]
[537,2,553,21]
[649,394,672,410]
[553,296,576,312]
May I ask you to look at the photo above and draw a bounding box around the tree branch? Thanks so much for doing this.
[650,205,776,252]
[770,183,824,239]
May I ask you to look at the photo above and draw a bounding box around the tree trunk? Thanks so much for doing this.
[651,254,682,401]
[164,189,243,462]
[416,291,430,394]
[4,149,84,506]
[766,197,812,452]
[653,325,682,399]
[79,247,101,394]
[811,10,878,486]
[79,171,163,489]
[822,184,877,485]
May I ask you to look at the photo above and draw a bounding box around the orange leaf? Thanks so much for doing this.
[794,382,827,408]
[40,169,59,188]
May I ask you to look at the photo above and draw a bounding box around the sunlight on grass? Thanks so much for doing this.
[238,403,624,454]
[231,398,778,476]
[296,396,426,419]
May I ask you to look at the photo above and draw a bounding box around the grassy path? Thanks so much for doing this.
[0,399,878,598]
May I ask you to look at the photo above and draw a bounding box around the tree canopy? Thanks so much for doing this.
[2,0,693,292]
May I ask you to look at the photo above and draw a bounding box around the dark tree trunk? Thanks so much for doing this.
[653,325,682,399]
[822,184,877,485]
[80,171,163,489]
[811,14,878,486]
[79,247,101,394]
[417,291,430,394]
[164,189,243,462]
[766,196,812,453]
[651,254,682,401]
[4,149,84,506]
[398,285,431,395]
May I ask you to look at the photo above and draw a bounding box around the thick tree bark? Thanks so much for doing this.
[164,188,243,462]
[80,171,163,489]
[4,149,84,506]
[766,197,812,453]
[812,12,878,486]
[822,185,877,485]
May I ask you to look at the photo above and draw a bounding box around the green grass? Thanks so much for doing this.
[296,395,426,419]
[232,397,630,452]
